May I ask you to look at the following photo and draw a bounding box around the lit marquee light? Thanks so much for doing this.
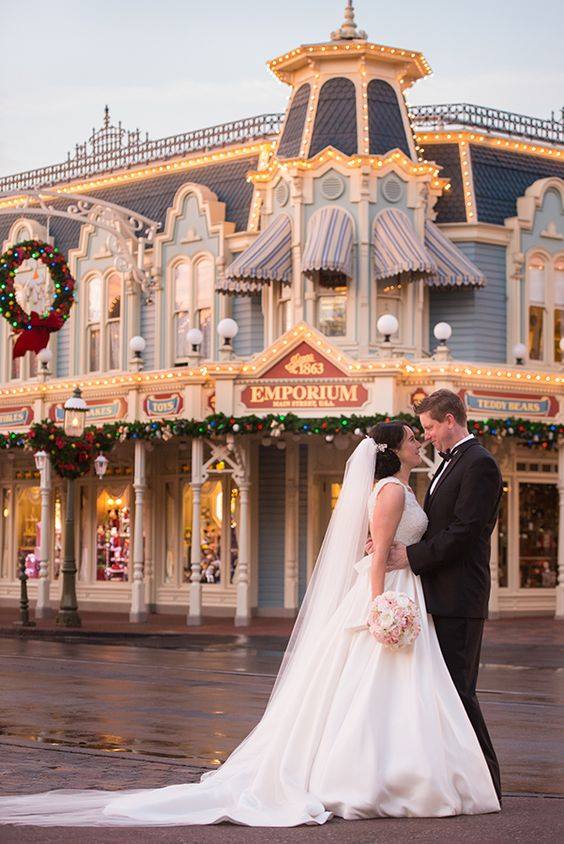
[415,131,562,160]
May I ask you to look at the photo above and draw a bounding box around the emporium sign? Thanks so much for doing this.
[0,405,34,428]
[461,389,559,418]
[241,342,369,410]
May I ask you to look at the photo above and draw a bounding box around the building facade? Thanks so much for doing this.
[0,6,563,621]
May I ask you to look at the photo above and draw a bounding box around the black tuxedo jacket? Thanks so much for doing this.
[407,438,502,618]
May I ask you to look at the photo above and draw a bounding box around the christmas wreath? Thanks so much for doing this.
[0,239,75,358]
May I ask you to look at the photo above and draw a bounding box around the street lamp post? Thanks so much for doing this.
[57,387,87,627]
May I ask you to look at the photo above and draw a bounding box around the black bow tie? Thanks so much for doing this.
[439,449,455,462]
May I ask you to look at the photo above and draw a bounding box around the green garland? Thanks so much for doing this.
[0,412,561,479]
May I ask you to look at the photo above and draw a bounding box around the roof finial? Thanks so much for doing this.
[104,105,110,129]
[331,1,367,41]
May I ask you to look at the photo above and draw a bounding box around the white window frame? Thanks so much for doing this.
[169,253,216,365]
[314,270,354,342]
[524,250,564,366]
[82,269,124,374]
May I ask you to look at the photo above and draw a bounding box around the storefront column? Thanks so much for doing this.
[130,441,148,623]
[488,518,500,618]
[284,443,299,610]
[187,438,203,625]
[36,458,53,618]
[555,440,564,619]
[235,478,251,626]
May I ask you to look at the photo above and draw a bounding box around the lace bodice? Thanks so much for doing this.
[368,477,428,546]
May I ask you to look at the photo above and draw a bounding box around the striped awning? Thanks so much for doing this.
[219,214,292,295]
[302,207,354,279]
[373,208,435,282]
[424,221,486,288]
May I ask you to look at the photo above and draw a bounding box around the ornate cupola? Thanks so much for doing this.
[270,1,431,162]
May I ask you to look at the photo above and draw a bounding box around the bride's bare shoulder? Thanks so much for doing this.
[371,479,405,509]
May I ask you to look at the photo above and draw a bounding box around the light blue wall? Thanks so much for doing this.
[55,320,71,378]
[140,298,156,371]
[159,192,221,367]
[521,188,564,255]
[231,295,264,357]
[429,242,507,362]
[258,445,285,608]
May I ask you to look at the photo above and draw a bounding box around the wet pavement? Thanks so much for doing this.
[0,621,562,842]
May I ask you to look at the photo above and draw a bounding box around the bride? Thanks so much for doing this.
[0,421,500,827]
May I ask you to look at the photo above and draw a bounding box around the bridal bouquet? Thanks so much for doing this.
[368,591,421,650]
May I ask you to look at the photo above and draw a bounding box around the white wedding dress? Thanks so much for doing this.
[0,475,500,827]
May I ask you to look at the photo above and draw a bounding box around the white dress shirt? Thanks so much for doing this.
[429,434,475,496]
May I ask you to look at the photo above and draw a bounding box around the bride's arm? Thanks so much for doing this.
[369,484,405,600]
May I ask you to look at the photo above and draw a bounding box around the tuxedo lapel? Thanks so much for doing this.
[426,439,478,512]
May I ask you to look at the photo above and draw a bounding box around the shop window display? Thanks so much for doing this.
[16,486,41,579]
[1,488,11,578]
[53,490,63,579]
[96,489,130,581]
[519,482,558,588]
[187,477,239,585]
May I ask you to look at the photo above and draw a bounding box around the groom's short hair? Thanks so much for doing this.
[413,389,467,425]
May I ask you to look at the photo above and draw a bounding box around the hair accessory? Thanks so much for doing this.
[375,443,388,453]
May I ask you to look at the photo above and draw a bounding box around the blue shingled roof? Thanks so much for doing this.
[0,156,258,255]
[470,145,564,224]
[309,77,357,157]
[278,84,310,159]
[424,143,466,223]
[368,80,411,158]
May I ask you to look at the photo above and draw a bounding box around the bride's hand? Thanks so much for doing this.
[385,542,409,571]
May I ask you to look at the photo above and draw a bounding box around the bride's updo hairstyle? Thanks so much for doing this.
[368,421,405,480]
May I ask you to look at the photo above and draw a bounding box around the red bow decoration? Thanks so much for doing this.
[13,311,64,358]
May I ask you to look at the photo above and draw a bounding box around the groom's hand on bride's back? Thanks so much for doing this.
[365,538,374,554]
[386,542,409,571]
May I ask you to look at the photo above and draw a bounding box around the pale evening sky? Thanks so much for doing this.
[1,0,562,175]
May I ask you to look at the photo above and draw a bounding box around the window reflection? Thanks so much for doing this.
[96,488,130,581]
[519,483,557,588]
[16,487,41,578]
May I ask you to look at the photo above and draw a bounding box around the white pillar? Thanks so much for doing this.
[489,518,500,618]
[555,440,564,618]
[35,459,53,618]
[187,438,203,625]
[284,443,299,611]
[130,440,148,622]
[235,478,251,626]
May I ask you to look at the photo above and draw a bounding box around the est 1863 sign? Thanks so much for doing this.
[241,342,369,410]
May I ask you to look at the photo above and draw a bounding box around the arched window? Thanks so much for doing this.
[554,257,564,362]
[528,256,545,361]
[170,255,216,364]
[106,272,121,371]
[86,275,102,372]
[173,262,191,360]
[194,257,214,358]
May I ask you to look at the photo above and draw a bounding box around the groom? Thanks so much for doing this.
[386,389,502,802]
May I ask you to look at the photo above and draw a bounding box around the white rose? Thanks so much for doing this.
[378,610,395,629]
[395,594,410,608]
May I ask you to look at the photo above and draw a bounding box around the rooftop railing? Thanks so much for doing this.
[408,102,564,145]
[1,103,562,193]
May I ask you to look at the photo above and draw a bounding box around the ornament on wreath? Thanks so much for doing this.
[0,240,75,358]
